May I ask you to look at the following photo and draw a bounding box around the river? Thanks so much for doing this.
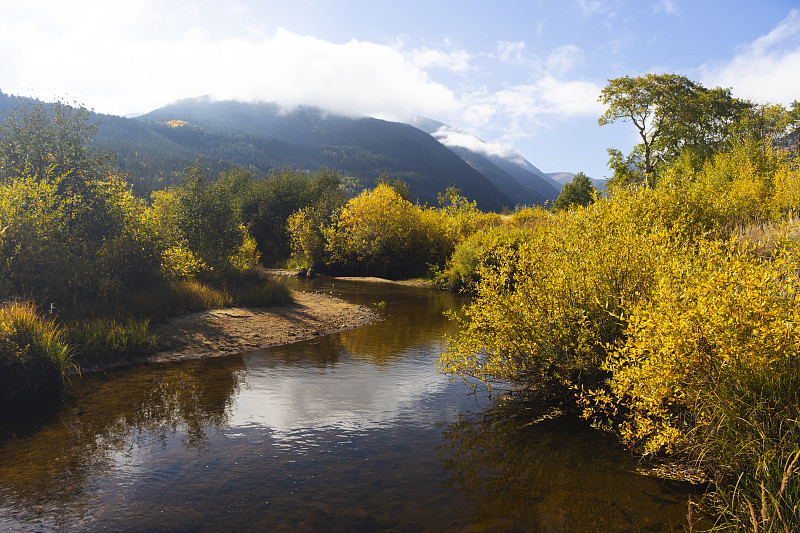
[0,278,701,532]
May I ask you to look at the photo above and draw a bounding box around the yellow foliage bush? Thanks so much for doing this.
[227,229,260,272]
[287,206,327,265]
[586,239,800,455]
[503,206,551,229]
[440,194,678,389]
[769,156,800,218]
[437,107,800,531]
[651,137,800,235]
[324,184,457,278]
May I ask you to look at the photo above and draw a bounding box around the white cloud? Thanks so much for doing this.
[408,47,474,73]
[0,0,604,154]
[699,9,800,106]
[653,0,679,15]
[461,76,603,128]
[450,76,604,154]
[0,3,461,120]
[546,45,583,76]
[431,125,515,158]
[497,40,527,63]
[537,76,605,115]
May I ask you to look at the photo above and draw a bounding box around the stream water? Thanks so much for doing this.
[0,278,702,532]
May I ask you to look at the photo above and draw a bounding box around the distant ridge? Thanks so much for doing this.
[546,171,607,194]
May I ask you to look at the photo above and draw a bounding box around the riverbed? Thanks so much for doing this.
[0,277,701,532]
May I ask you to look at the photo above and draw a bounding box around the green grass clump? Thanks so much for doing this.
[63,317,157,367]
[0,300,73,406]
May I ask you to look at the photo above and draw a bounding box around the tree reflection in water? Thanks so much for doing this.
[438,396,700,533]
[339,285,463,366]
[0,355,245,526]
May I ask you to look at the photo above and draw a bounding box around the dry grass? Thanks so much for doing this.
[733,216,800,257]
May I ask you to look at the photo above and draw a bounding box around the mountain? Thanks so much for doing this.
[546,172,607,194]
[410,117,561,206]
[112,98,514,211]
[0,92,572,211]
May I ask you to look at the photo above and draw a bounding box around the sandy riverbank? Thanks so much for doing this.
[78,290,379,372]
[147,289,379,363]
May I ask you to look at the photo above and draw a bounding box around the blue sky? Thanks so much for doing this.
[1,1,798,179]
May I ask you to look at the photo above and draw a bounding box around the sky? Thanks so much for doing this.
[1,0,799,179]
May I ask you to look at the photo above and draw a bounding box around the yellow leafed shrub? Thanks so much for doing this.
[440,193,678,390]
[324,184,457,278]
[587,238,800,454]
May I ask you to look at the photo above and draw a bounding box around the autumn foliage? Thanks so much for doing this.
[439,132,800,530]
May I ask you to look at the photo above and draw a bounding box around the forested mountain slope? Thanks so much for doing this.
[130,99,511,210]
[0,92,568,211]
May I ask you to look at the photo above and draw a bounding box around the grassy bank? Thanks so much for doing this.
[0,300,74,407]
[0,268,291,404]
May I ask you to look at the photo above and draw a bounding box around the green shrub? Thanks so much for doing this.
[170,160,250,274]
[437,206,551,291]
[440,226,532,292]
[242,166,346,265]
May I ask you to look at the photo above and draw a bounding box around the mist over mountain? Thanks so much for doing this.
[411,117,561,206]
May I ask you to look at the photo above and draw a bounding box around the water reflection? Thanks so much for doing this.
[0,280,702,532]
[439,398,699,532]
[333,285,463,365]
[231,340,451,438]
[0,355,245,527]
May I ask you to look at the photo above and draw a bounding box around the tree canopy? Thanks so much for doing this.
[552,172,596,210]
[599,74,752,188]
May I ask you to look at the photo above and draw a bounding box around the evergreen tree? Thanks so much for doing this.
[553,172,596,210]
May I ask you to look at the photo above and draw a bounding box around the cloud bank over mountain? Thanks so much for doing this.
[1,1,797,179]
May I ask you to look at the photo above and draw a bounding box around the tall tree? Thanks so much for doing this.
[0,100,114,195]
[598,74,751,188]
